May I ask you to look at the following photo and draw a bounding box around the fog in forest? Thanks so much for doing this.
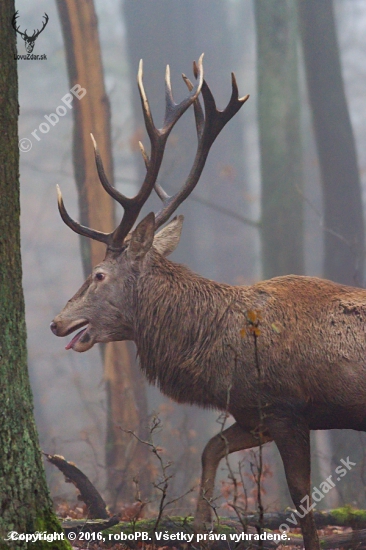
[16,0,366,515]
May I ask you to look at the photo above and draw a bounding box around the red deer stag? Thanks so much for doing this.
[51,57,366,550]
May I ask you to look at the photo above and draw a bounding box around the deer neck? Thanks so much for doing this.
[133,253,240,408]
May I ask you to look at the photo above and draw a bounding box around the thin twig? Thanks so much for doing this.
[123,415,195,537]
[249,312,264,548]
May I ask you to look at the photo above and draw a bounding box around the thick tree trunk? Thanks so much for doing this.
[298,0,366,509]
[298,0,365,286]
[254,0,304,279]
[56,0,151,506]
[0,2,70,548]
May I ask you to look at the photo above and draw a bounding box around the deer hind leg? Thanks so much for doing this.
[266,414,320,550]
[194,421,272,530]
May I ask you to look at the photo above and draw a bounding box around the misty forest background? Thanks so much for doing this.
[16,0,366,518]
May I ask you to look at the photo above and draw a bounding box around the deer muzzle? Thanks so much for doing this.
[50,318,94,352]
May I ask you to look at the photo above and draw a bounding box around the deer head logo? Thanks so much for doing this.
[12,11,49,54]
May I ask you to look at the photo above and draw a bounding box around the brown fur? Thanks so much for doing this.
[136,256,366,424]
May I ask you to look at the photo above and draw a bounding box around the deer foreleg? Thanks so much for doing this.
[266,414,320,550]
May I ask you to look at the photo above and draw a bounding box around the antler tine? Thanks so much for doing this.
[154,182,170,202]
[137,59,156,144]
[182,73,205,138]
[153,71,204,207]
[164,64,174,125]
[90,134,132,209]
[138,141,149,170]
[56,185,110,245]
[163,54,204,133]
[154,68,249,230]
[153,58,205,205]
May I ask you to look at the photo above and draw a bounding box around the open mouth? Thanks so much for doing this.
[64,320,89,350]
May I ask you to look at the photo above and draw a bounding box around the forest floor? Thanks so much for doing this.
[57,501,366,550]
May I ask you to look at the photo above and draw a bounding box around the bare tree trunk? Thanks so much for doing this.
[0,2,70,547]
[56,0,151,507]
[298,0,365,286]
[254,0,304,279]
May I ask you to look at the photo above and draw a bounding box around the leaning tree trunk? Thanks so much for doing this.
[0,2,70,548]
[56,0,151,507]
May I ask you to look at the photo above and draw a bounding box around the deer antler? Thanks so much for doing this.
[57,56,204,249]
[154,63,249,230]
[57,56,247,250]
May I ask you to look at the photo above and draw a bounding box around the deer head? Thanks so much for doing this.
[12,11,49,54]
[50,57,248,351]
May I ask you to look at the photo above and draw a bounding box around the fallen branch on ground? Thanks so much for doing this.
[44,452,109,519]
[62,516,119,537]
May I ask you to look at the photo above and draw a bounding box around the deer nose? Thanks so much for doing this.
[50,321,58,335]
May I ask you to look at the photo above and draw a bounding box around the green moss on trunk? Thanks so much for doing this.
[0,1,71,548]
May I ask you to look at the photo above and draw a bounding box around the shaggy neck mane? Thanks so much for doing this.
[134,251,241,408]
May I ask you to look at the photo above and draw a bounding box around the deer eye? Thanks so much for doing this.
[95,272,105,282]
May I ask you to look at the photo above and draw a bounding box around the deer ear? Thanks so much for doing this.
[128,212,155,260]
[153,215,184,257]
